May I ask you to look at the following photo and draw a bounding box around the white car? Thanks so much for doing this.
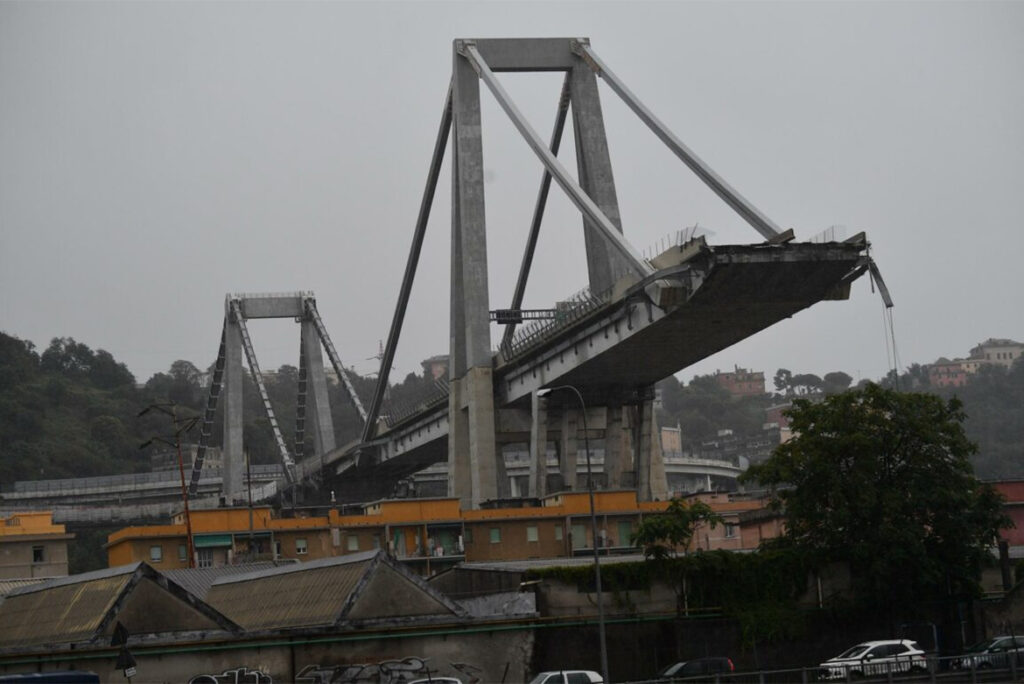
[527,671,603,684]
[818,639,927,680]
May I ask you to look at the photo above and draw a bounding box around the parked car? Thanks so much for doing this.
[952,636,1024,670]
[818,639,927,680]
[527,671,602,684]
[656,657,735,681]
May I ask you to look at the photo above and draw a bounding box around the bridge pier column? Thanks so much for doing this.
[529,393,548,499]
[300,320,337,458]
[447,45,501,510]
[559,409,579,491]
[448,369,498,508]
[570,53,630,295]
[636,396,668,502]
[223,310,245,504]
[604,404,628,489]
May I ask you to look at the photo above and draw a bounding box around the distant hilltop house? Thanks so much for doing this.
[713,365,765,398]
[928,338,1023,388]
[421,354,449,381]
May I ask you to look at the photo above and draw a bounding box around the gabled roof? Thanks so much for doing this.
[204,550,464,632]
[0,563,240,652]
[164,561,288,600]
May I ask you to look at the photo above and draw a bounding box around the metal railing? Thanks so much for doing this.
[622,653,1020,684]
[500,286,614,361]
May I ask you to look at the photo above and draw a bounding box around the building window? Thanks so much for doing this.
[274,540,282,559]
[464,528,473,544]
[347,535,359,551]
[372,534,381,550]
[178,544,187,562]
[526,525,539,542]
[296,538,308,555]
[554,525,563,541]
[150,545,163,563]
[197,548,213,569]
[490,527,501,544]
[32,546,44,564]
[725,523,736,538]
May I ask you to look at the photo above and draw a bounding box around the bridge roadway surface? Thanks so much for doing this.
[308,237,869,500]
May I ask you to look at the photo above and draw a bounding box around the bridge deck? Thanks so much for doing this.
[312,239,867,499]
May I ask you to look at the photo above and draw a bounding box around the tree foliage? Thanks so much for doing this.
[632,498,724,616]
[742,383,1010,611]
[632,498,723,560]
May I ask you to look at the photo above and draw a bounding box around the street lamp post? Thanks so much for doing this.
[537,385,609,683]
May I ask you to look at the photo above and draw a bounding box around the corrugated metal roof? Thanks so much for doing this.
[164,561,285,600]
[206,558,372,631]
[211,549,379,586]
[0,572,132,648]
[4,563,140,597]
[0,578,47,597]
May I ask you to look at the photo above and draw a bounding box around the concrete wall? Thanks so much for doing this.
[0,628,534,684]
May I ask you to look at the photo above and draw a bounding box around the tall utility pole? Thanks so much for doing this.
[139,402,198,569]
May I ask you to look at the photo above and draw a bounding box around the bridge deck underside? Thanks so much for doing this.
[555,248,861,391]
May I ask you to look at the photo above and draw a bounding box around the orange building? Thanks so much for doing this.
[106,491,775,574]
[0,512,74,579]
[714,366,766,398]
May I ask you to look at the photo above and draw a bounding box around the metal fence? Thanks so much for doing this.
[622,654,1022,684]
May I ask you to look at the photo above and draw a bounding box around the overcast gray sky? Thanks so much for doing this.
[2,1,1022,389]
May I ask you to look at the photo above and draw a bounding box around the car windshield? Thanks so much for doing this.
[657,663,683,678]
[965,638,1002,653]
[835,645,871,659]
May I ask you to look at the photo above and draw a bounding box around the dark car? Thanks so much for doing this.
[953,636,1024,670]
[657,658,735,681]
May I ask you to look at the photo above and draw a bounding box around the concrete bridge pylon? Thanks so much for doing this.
[188,292,364,504]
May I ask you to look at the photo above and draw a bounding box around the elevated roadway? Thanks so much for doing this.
[315,236,869,500]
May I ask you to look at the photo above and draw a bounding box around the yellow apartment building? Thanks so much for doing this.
[106,491,773,573]
[0,512,74,579]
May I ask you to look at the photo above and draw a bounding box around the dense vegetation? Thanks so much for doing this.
[1,329,1021,484]
[742,385,1009,613]
[656,360,1024,480]
[0,331,440,484]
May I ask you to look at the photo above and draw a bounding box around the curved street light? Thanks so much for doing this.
[536,385,609,684]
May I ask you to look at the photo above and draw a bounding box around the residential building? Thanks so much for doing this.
[970,338,1024,370]
[713,366,765,398]
[421,355,449,380]
[928,357,969,388]
[106,491,773,574]
[0,512,73,579]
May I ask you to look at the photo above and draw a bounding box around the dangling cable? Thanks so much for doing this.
[881,301,897,389]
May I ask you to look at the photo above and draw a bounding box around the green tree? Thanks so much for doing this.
[822,371,853,395]
[773,368,793,395]
[742,384,1009,613]
[632,498,723,615]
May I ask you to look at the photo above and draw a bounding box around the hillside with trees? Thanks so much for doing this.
[0,331,443,483]
[3,329,1022,485]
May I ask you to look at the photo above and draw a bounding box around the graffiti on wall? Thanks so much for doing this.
[188,667,273,684]
[187,657,484,684]
[295,656,483,684]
